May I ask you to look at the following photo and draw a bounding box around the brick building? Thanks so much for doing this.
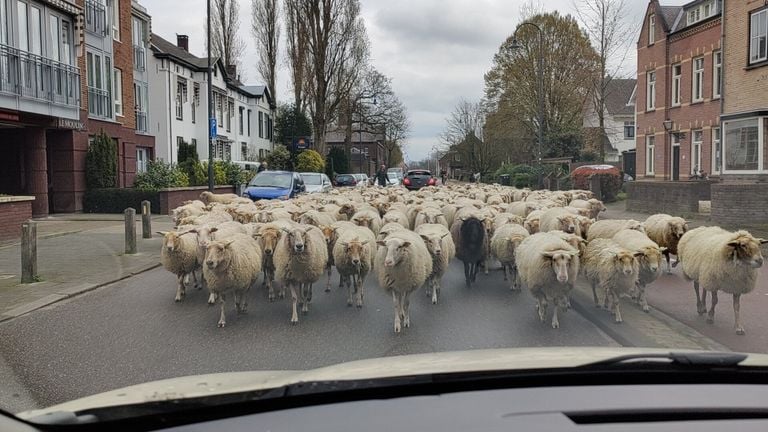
[0,0,154,216]
[325,128,385,176]
[636,0,722,181]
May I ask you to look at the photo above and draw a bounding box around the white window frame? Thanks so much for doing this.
[722,117,765,174]
[112,0,120,40]
[646,71,656,111]
[113,68,122,116]
[750,9,768,64]
[136,147,148,173]
[712,51,722,99]
[692,57,704,103]
[648,14,655,45]
[671,64,681,106]
[691,130,703,175]
[712,126,721,174]
[86,49,113,118]
[646,135,655,175]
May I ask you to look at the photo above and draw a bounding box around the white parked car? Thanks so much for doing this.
[300,172,333,194]
[353,173,370,187]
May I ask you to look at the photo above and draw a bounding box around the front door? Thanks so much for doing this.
[672,145,680,181]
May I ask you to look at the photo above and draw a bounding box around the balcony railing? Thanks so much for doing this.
[85,0,108,37]
[133,45,146,72]
[88,86,111,118]
[0,44,80,108]
[136,109,148,133]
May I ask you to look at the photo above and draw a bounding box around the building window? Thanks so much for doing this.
[646,71,656,111]
[750,9,768,64]
[623,121,635,139]
[648,14,655,45]
[192,83,199,124]
[646,135,655,175]
[712,127,721,174]
[238,107,244,135]
[175,78,186,120]
[113,68,122,116]
[87,50,113,118]
[692,57,704,102]
[247,109,252,136]
[241,142,248,160]
[112,0,119,40]
[215,93,224,126]
[258,111,264,138]
[724,118,760,171]
[136,147,148,173]
[213,140,232,161]
[227,99,234,132]
[691,130,703,175]
[134,81,148,133]
[712,51,722,98]
[671,64,681,106]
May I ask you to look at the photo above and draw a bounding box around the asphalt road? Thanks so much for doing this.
[0,261,619,412]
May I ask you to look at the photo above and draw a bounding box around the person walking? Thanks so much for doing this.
[376,164,388,187]
[440,169,448,185]
[257,161,267,173]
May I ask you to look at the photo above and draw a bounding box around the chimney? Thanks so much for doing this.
[177,34,189,52]
[226,64,237,79]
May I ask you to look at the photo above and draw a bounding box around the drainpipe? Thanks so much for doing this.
[718,0,725,178]
[166,62,173,163]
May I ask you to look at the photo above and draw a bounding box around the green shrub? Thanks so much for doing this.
[133,160,190,191]
[266,145,292,170]
[513,173,533,188]
[296,150,325,173]
[218,160,251,185]
[83,189,160,214]
[85,130,117,189]
[326,147,349,177]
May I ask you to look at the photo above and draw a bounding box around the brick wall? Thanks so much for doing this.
[0,198,34,242]
[114,0,136,129]
[159,186,235,215]
[627,180,713,214]
[723,0,768,114]
[711,183,768,225]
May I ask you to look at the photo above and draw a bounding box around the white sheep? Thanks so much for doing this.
[515,232,580,329]
[332,227,376,307]
[350,209,383,236]
[159,229,200,302]
[202,233,263,327]
[524,209,544,234]
[274,224,329,324]
[375,230,433,333]
[582,238,641,323]
[377,222,408,243]
[382,209,410,229]
[539,208,580,236]
[199,191,241,205]
[490,224,530,290]
[415,223,456,304]
[611,229,666,312]
[678,227,766,335]
[493,213,525,230]
[644,214,689,274]
[586,219,645,242]
[414,207,450,229]
[506,201,539,218]
[298,210,337,228]
[569,198,605,219]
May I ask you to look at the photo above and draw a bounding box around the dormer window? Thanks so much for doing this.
[687,0,718,26]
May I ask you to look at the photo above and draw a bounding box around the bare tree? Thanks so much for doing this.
[440,99,498,176]
[211,0,246,72]
[252,0,280,101]
[574,0,634,161]
[284,0,308,110]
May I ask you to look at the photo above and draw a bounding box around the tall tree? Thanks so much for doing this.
[252,0,280,101]
[440,99,499,176]
[284,0,307,110]
[574,0,633,161]
[211,0,246,71]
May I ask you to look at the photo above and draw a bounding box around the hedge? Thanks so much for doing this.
[83,188,160,214]
[571,165,622,202]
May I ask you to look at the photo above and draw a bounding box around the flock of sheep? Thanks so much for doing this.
[159,186,766,335]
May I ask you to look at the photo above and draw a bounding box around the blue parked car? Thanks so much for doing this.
[243,171,305,201]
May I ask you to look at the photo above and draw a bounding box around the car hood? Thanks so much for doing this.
[304,184,324,193]
[17,347,768,418]
[244,186,290,199]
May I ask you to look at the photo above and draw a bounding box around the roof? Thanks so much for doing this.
[150,33,214,70]
[242,85,266,96]
[659,6,683,31]
[604,78,636,116]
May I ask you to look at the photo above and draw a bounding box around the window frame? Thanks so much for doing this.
[113,68,122,116]
[112,0,119,41]
[648,14,655,45]
[258,111,264,138]
[646,135,655,175]
[691,129,703,175]
[136,147,148,173]
[671,64,682,107]
[749,8,768,65]
[712,50,722,99]
[86,49,113,118]
[723,117,764,173]
[623,121,635,140]
[712,126,721,175]
[646,70,656,111]
[692,57,704,103]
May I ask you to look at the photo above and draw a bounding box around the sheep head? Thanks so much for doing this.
[577,217,595,239]
[320,225,338,245]
[342,240,370,268]
[419,233,444,256]
[668,218,688,239]
[256,228,281,256]
[524,218,540,234]
[204,238,236,270]
[377,238,411,268]
[283,227,313,254]
[338,204,356,219]
[615,250,642,276]
[635,246,665,273]
[159,231,190,252]
[557,215,578,235]
[542,249,579,283]
[727,232,766,268]
[353,215,373,229]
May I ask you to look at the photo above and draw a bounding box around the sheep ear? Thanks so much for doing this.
[658,247,668,253]
[209,227,218,233]
[633,251,645,258]
[157,231,169,236]
[281,228,291,234]
[441,232,450,239]
[541,251,555,259]
[223,239,235,248]
[759,238,768,245]
[377,240,386,247]
[727,240,741,249]
[360,240,370,246]
[304,226,314,233]
[401,242,411,248]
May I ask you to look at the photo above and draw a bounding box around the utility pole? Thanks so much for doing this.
[207,0,214,191]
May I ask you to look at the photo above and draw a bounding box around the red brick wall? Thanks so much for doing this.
[159,186,236,215]
[114,0,136,129]
[0,200,33,242]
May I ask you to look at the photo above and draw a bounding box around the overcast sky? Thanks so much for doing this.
[144,0,692,161]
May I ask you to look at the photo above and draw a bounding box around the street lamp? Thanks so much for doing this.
[510,21,544,189]
[206,0,214,191]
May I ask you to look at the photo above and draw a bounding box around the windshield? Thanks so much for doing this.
[248,172,292,188]
[3,0,768,425]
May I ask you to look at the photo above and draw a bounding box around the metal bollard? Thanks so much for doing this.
[141,200,152,239]
[21,221,38,284]
[125,208,137,254]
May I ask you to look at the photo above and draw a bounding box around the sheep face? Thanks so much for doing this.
[670,220,688,239]
[637,247,664,273]
[557,215,578,235]
[728,235,767,268]
[204,239,235,270]
[342,240,370,267]
[257,228,281,256]
[338,204,356,219]
[161,231,190,252]
[420,233,448,257]
[376,202,391,216]
[577,217,594,239]
[320,226,338,245]
[377,238,412,268]
[524,218,540,234]
[191,226,218,249]
[353,215,373,230]
[542,250,578,283]
[616,251,642,276]
[284,227,312,254]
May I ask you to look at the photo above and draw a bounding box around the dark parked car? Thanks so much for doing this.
[402,169,437,190]
[334,174,358,187]
[243,171,305,201]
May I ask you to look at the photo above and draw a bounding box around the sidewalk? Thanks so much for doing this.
[0,214,172,321]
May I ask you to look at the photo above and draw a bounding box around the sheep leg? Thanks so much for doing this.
[300,284,310,314]
[637,283,650,312]
[484,257,489,275]
[266,272,275,303]
[664,250,672,274]
[694,281,707,315]
[463,262,472,288]
[535,294,548,323]
[175,274,185,302]
[392,291,402,334]
[356,273,365,308]
[289,283,299,324]
[551,297,561,329]
[346,275,354,307]
[217,293,227,328]
[612,291,623,323]
[502,264,508,281]
[733,293,745,335]
[707,290,718,324]
[471,262,479,282]
[591,281,599,307]
[325,264,332,292]
[431,278,439,305]
[207,291,217,305]
[402,293,411,328]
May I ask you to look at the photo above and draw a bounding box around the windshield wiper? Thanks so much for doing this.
[584,352,748,368]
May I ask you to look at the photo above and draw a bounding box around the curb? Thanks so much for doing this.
[0,230,84,249]
[0,263,162,323]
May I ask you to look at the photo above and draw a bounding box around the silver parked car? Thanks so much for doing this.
[300,172,333,194]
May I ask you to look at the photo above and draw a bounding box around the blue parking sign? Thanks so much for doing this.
[209,118,217,138]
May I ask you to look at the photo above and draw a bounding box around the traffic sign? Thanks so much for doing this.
[209,118,217,138]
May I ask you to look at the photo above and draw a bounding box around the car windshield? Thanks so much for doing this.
[3,0,768,426]
[248,172,292,188]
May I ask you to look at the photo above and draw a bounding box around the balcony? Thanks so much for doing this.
[88,86,111,118]
[0,44,80,108]
[133,45,146,72]
[136,109,148,133]
[85,0,108,37]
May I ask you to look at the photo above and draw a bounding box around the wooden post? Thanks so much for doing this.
[125,208,137,254]
[141,200,152,239]
[21,221,37,284]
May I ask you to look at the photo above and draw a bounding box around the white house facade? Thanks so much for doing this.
[583,78,637,162]
[149,34,275,165]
